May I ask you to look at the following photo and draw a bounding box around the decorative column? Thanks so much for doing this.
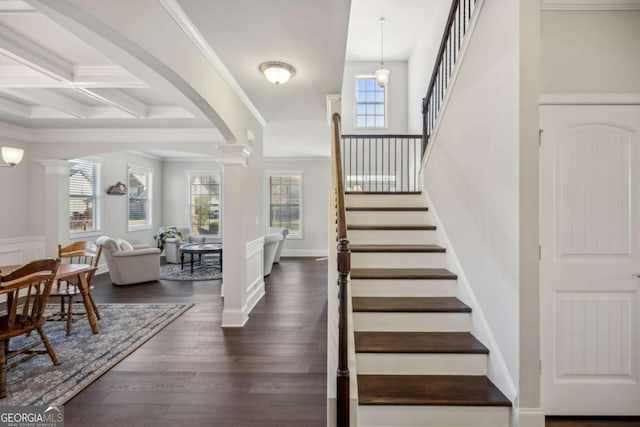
[37,160,69,257]
[219,144,255,327]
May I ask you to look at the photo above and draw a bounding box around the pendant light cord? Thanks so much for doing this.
[379,17,385,67]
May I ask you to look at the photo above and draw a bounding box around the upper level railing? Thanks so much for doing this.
[332,113,350,427]
[341,134,421,193]
[422,0,478,156]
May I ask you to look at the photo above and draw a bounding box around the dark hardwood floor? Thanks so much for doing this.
[61,257,639,426]
[64,257,328,427]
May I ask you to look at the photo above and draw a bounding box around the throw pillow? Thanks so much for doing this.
[117,238,134,251]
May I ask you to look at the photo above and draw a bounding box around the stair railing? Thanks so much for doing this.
[341,134,421,193]
[332,113,350,427]
[422,0,478,156]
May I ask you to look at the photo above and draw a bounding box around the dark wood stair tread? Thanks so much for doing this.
[355,332,487,354]
[351,268,457,280]
[348,224,436,231]
[352,297,470,313]
[350,244,445,253]
[347,206,428,212]
[358,375,511,406]
[346,191,421,195]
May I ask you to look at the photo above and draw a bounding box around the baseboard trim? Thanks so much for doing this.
[221,308,248,328]
[517,407,545,427]
[281,249,328,257]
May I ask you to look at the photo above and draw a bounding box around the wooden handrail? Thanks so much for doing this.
[331,112,350,427]
[333,114,347,241]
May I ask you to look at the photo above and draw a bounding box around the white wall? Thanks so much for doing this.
[341,61,408,135]
[417,0,520,399]
[264,158,330,257]
[541,11,640,94]
[161,159,223,232]
[0,139,32,238]
[407,0,453,133]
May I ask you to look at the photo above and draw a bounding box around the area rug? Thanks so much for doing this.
[3,303,193,406]
[160,260,222,281]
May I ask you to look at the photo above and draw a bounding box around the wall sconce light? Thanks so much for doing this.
[259,61,296,85]
[0,147,24,168]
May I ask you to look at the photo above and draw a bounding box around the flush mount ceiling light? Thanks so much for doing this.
[375,17,390,88]
[0,146,24,168]
[259,61,296,85]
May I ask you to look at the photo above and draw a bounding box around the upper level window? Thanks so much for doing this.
[268,172,302,237]
[69,158,100,234]
[356,77,386,128]
[128,165,153,230]
[188,172,221,236]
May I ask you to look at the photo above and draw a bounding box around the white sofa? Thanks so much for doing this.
[163,227,206,264]
[268,227,289,263]
[96,236,161,285]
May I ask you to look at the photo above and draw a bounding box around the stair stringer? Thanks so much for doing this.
[421,189,518,404]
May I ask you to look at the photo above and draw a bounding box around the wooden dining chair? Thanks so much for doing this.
[49,241,102,336]
[0,258,61,398]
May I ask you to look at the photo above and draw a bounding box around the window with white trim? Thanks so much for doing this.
[69,158,100,234]
[356,77,386,128]
[268,172,302,237]
[127,165,153,230]
[188,172,221,236]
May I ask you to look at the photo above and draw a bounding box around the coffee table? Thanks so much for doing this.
[180,243,223,274]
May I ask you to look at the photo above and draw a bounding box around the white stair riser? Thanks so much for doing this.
[351,279,457,297]
[358,405,510,427]
[347,211,429,225]
[351,252,446,269]
[348,229,437,245]
[346,194,424,208]
[356,353,487,375]
[354,312,470,332]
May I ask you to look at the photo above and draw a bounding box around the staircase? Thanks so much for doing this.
[345,191,511,427]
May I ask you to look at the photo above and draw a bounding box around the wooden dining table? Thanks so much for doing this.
[0,263,99,334]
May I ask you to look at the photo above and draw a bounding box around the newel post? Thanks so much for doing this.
[336,237,350,427]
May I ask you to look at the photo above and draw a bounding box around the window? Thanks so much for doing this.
[188,172,221,236]
[269,173,302,237]
[356,77,386,128]
[69,158,100,234]
[128,165,153,230]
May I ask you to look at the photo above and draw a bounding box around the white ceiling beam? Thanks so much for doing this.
[0,1,35,14]
[0,23,73,81]
[0,88,88,117]
[0,94,29,117]
[76,88,148,118]
[0,65,148,88]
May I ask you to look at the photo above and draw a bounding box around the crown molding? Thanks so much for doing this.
[0,120,31,142]
[159,0,267,126]
[32,127,224,144]
[541,0,640,10]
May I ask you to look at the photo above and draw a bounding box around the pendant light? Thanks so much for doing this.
[375,17,389,88]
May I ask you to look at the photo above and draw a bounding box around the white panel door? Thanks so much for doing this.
[541,105,640,415]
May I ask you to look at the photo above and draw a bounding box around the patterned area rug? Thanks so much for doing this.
[160,260,222,281]
[4,303,193,406]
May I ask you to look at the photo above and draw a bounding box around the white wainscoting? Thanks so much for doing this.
[244,236,266,318]
[0,236,46,267]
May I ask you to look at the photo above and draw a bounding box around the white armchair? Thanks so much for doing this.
[263,233,283,277]
[268,227,289,263]
[96,236,161,285]
[163,227,206,264]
